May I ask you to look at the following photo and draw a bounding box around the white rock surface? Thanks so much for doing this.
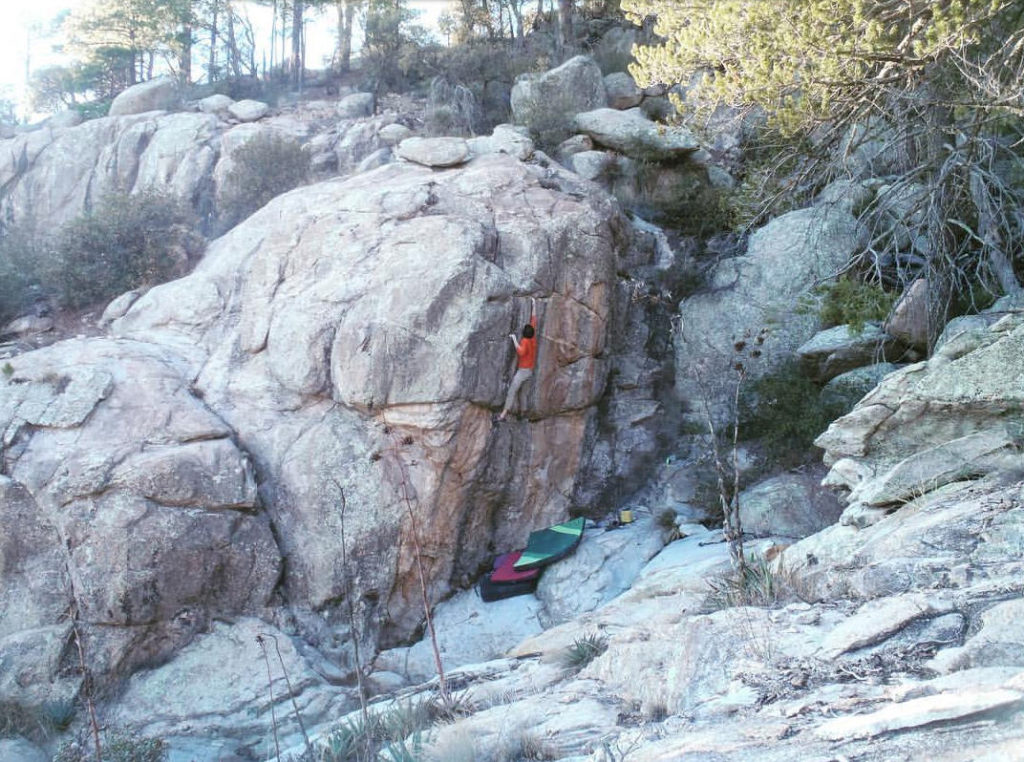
[228,98,270,122]
[396,136,471,167]
[109,77,179,116]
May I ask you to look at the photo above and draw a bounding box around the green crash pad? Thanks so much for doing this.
[513,516,586,571]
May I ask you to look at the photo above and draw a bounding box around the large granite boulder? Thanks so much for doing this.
[511,55,606,139]
[108,77,180,117]
[0,339,281,699]
[113,154,625,646]
[738,472,843,539]
[573,107,700,161]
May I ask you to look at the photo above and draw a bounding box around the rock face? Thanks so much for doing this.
[816,305,1024,526]
[0,112,221,234]
[110,154,625,648]
[0,108,407,238]
[0,339,280,697]
[675,205,868,420]
[108,77,179,116]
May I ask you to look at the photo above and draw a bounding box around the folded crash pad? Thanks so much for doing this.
[513,516,586,571]
[479,550,540,602]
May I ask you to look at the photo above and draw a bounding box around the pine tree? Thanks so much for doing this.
[625,0,1024,336]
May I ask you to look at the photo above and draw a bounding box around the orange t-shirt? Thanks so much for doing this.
[517,315,538,369]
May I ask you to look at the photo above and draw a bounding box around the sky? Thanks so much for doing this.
[0,0,453,119]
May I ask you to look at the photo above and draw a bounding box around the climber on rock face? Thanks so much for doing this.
[497,297,538,422]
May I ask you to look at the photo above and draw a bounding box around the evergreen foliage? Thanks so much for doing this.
[625,0,1024,340]
[53,191,198,310]
[815,277,897,334]
[218,131,310,231]
[738,360,846,468]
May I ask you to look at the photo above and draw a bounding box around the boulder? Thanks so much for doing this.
[573,108,700,161]
[1,314,53,338]
[378,122,412,146]
[815,178,873,217]
[838,118,905,179]
[816,315,1024,521]
[554,134,594,165]
[0,339,281,694]
[604,72,643,110]
[511,55,606,136]
[849,428,1021,510]
[466,124,534,161]
[569,150,615,181]
[396,136,470,167]
[198,93,235,115]
[536,517,665,626]
[335,115,394,171]
[820,362,900,412]
[98,290,144,327]
[354,147,392,173]
[376,589,545,682]
[676,205,868,423]
[797,323,903,383]
[738,473,844,539]
[929,599,1024,673]
[885,277,931,349]
[337,92,375,119]
[109,77,179,116]
[113,155,625,645]
[228,99,270,122]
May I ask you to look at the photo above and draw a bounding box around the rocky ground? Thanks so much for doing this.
[2,55,1024,762]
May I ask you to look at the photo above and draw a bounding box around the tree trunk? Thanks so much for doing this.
[209,0,219,82]
[510,0,524,41]
[557,0,572,52]
[180,24,192,84]
[269,0,277,70]
[291,0,304,89]
[336,0,357,73]
[226,0,241,78]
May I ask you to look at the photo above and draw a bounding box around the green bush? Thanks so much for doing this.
[739,360,846,467]
[53,730,167,762]
[218,132,310,231]
[320,694,457,762]
[816,276,896,333]
[0,223,45,326]
[559,632,608,671]
[52,191,198,310]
